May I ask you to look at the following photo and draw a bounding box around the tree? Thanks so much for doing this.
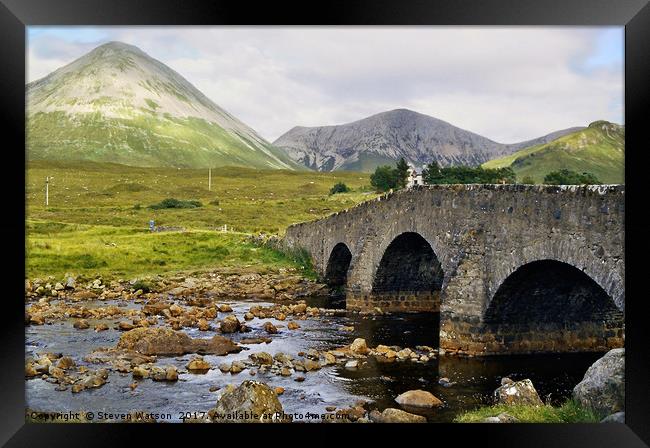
[422,161,439,183]
[395,158,410,188]
[329,182,350,195]
[543,169,601,185]
[370,165,400,192]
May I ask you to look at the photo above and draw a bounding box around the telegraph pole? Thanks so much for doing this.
[45,176,49,206]
[208,168,212,191]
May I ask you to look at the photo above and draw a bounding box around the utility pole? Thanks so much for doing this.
[45,176,49,206]
[208,168,212,191]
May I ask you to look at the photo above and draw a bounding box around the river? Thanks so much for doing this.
[26,294,602,423]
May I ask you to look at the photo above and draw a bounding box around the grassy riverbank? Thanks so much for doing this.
[26,161,376,280]
[454,399,601,423]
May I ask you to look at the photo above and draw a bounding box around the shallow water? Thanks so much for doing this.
[26,295,602,423]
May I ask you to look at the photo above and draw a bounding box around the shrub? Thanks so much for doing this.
[543,169,601,185]
[422,163,516,184]
[148,198,203,209]
[521,176,536,184]
[329,182,350,195]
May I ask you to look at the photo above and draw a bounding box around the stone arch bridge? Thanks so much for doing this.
[283,184,624,355]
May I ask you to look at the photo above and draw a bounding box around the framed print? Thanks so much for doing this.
[2,0,649,445]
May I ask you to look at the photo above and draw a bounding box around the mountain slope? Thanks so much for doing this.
[482,121,624,184]
[272,108,583,172]
[27,41,302,170]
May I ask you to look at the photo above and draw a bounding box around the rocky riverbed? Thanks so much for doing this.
[25,270,605,423]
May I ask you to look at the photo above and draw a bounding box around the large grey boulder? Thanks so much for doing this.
[210,381,284,423]
[573,348,624,417]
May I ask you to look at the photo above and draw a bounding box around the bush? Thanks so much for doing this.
[329,182,350,195]
[521,176,536,184]
[148,198,203,209]
[133,203,142,210]
[422,163,516,184]
[543,169,601,185]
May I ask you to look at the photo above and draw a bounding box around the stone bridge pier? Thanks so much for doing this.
[283,184,625,356]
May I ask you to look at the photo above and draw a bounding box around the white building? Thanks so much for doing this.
[406,165,423,188]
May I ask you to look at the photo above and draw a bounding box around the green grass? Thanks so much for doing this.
[454,399,602,423]
[26,220,317,280]
[483,121,624,184]
[26,160,376,279]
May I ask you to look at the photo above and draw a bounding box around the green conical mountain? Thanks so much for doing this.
[26,41,302,170]
[482,121,624,184]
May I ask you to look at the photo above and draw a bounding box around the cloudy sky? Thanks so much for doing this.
[27,26,623,143]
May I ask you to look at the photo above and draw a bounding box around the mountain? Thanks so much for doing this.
[482,121,624,184]
[27,41,302,170]
[272,108,583,172]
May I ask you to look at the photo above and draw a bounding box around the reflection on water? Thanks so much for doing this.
[26,295,602,423]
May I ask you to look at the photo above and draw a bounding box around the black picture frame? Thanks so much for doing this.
[2,0,648,445]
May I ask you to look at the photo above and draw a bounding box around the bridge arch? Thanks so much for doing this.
[484,259,624,353]
[370,231,444,312]
[324,242,353,288]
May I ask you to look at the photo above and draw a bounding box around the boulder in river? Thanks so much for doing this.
[187,356,211,371]
[117,327,241,356]
[219,315,241,334]
[350,338,369,355]
[209,380,284,423]
[263,321,278,334]
[369,408,427,423]
[494,379,543,406]
[395,390,443,408]
[573,348,625,417]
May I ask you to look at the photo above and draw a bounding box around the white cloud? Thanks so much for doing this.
[27,26,623,143]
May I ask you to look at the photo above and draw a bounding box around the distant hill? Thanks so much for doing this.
[482,121,624,184]
[26,41,302,170]
[273,108,582,172]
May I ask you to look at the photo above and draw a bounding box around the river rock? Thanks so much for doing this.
[263,322,278,334]
[94,323,109,332]
[197,319,210,331]
[303,359,321,371]
[601,412,625,423]
[73,319,90,329]
[56,356,75,370]
[249,352,274,366]
[118,321,135,331]
[483,412,519,423]
[573,348,625,416]
[395,390,443,408]
[219,304,233,313]
[369,408,427,423]
[209,380,284,423]
[230,361,245,374]
[117,327,241,356]
[494,379,543,406]
[188,356,211,371]
[220,315,241,334]
[350,338,369,355]
[287,321,300,330]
